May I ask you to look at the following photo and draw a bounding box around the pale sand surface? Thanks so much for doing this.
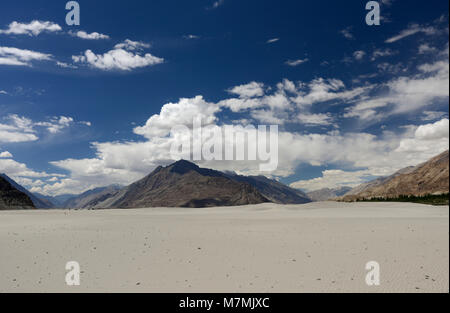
[0,202,448,293]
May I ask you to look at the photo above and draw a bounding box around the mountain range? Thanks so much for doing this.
[60,185,123,209]
[0,174,53,209]
[45,160,310,209]
[225,173,310,204]
[340,150,449,201]
[0,175,35,210]
[90,160,302,208]
[90,160,268,208]
[0,150,448,210]
[0,160,311,209]
[306,187,353,202]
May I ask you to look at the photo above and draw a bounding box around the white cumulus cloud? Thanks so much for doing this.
[227,82,265,98]
[0,114,88,144]
[0,151,13,158]
[72,30,110,40]
[0,20,61,36]
[0,46,52,67]
[114,39,151,50]
[73,39,163,71]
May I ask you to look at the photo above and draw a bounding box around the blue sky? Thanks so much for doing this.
[0,0,449,195]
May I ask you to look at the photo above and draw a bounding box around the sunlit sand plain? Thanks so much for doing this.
[0,202,448,293]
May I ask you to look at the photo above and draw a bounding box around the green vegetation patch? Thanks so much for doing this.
[357,194,449,206]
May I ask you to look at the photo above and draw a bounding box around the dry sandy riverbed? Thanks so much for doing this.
[0,202,448,293]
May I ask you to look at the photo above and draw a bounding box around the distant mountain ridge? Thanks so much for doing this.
[0,160,310,209]
[3,151,447,209]
[61,185,122,209]
[0,175,35,210]
[307,187,352,202]
[0,174,53,209]
[93,160,270,208]
[341,150,449,201]
[227,173,311,204]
